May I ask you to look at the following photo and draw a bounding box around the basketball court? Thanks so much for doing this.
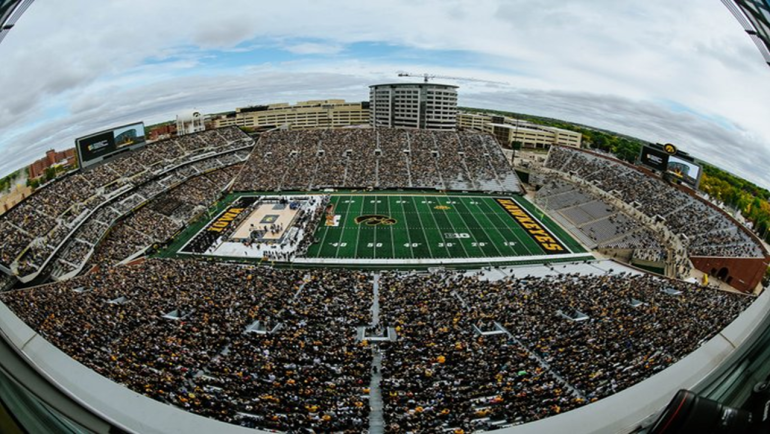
[231,201,301,242]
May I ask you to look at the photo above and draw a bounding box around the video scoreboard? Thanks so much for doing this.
[639,143,702,189]
[76,122,146,169]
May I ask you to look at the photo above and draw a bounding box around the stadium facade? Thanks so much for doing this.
[459,112,582,149]
[212,99,369,130]
[369,83,459,130]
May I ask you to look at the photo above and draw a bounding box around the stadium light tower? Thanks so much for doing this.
[396,71,508,85]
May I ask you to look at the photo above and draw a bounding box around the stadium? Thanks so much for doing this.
[2,2,770,434]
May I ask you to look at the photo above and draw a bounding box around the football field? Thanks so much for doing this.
[303,194,588,264]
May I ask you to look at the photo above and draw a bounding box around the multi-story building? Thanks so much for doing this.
[212,100,369,130]
[458,112,582,149]
[369,83,458,130]
[147,123,177,142]
[176,109,206,135]
[28,148,76,179]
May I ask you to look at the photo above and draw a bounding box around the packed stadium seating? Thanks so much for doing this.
[0,127,253,278]
[0,124,764,433]
[86,164,246,270]
[0,260,751,433]
[58,162,245,276]
[232,129,522,193]
[545,147,765,258]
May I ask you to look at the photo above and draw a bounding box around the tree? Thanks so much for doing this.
[43,167,56,183]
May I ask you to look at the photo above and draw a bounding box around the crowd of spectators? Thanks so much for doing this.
[380,273,576,432]
[379,270,752,432]
[232,128,521,193]
[0,127,253,275]
[1,259,373,433]
[545,147,765,258]
[0,261,753,433]
[295,195,331,256]
[86,165,243,270]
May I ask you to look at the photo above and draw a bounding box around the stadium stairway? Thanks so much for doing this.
[404,154,414,188]
[368,273,385,434]
[499,323,587,402]
[368,351,385,434]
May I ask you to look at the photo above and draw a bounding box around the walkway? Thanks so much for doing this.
[368,273,385,434]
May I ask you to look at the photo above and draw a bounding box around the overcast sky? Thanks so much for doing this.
[1,0,769,187]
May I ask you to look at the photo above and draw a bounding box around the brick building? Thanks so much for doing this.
[147,124,177,141]
[28,148,76,180]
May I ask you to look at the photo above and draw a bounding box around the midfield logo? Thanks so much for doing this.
[354,215,397,226]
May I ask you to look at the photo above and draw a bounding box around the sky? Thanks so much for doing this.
[1,0,770,188]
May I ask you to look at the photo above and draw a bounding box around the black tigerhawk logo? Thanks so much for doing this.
[664,143,677,155]
[355,215,397,226]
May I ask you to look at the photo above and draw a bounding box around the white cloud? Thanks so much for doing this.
[1,0,770,189]
[284,42,344,55]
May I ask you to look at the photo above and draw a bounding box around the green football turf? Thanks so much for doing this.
[304,194,586,260]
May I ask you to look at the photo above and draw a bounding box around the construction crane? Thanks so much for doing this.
[396,72,507,85]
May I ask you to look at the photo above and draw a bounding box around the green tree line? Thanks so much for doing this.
[0,169,25,194]
[700,165,770,241]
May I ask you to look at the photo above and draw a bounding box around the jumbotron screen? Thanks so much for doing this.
[76,122,146,168]
[668,154,702,188]
[639,146,669,171]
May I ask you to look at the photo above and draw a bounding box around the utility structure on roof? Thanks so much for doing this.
[396,71,507,85]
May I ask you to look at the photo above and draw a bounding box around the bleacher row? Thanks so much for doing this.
[0,127,253,278]
[82,164,244,271]
[0,260,752,433]
[545,147,765,258]
[535,178,665,256]
[232,129,522,193]
[53,162,245,277]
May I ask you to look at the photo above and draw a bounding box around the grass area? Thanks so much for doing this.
[306,194,586,260]
[156,191,592,269]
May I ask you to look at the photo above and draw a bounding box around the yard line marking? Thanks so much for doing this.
[385,196,398,259]
[478,196,533,255]
[456,197,504,257]
[401,196,431,259]
[412,195,446,257]
[333,195,355,258]
[427,196,469,258]
[353,196,366,259]
[462,197,518,256]
[373,194,378,258]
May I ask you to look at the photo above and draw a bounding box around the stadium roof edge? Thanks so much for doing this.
[722,0,770,66]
